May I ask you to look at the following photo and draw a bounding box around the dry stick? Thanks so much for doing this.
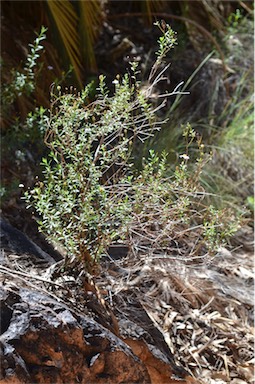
[139,253,210,262]
[0,268,94,320]
[109,12,227,74]
[0,267,72,303]
[239,1,253,14]
[0,265,71,292]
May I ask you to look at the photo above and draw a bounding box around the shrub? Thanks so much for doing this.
[25,23,239,272]
[1,26,47,107]
[1,27,49,202]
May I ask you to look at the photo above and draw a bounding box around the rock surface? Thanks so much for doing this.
[0,285,146,383]
[0,216,57,264]
[0,284,190,384]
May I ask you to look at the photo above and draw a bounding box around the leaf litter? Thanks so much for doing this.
[96,231,254,383]
[1,223,254,383]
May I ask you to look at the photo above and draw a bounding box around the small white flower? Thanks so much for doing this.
[112,79,119,85]
[19,184,24,188]
[179,154,189,160]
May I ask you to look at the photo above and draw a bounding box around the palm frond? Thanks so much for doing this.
[47,0,82,86]
[79,0,104,72]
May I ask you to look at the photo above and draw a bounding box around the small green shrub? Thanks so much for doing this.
[25,23,239,271]
[26,66,162,268]
[1,26,47,106]
[1,26,64,203]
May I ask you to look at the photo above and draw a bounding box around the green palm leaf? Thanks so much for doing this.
[47,0,82,86]
[79,0,103,72]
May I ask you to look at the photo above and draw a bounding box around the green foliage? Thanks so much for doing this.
[1,105,49,201]
[154,20,177,62]
[246,196,254,212]
[201,15,254,215]
[203,206,240,252]
[227,8,243,29]
[25,23,239,271]
[152,13,254,218]
[1,26,47,106]
[26,63,158,268]
[1,27,49,203]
